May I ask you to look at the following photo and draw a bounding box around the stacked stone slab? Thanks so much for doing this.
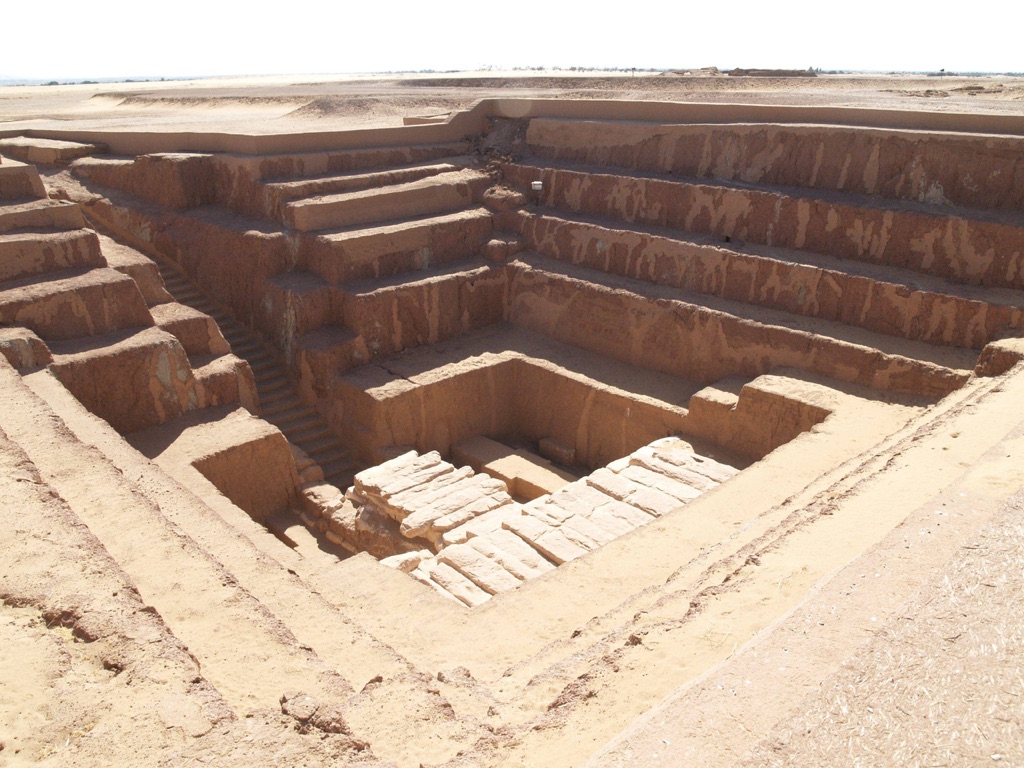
[347,450,517,549]
[380,437,738,606]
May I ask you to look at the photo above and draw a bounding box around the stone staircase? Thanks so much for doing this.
[72,143,506,435]
[153,257,359,489]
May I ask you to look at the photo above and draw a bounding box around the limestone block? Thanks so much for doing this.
[503,512,589,565]
[441,503,522,547]
[399,475,512,540]
[618,462,705,502]
[525,480,614,526]
[300,481,343,520]
[588,500,652,535]
[0,326,51,370]
[386,465,475,513]
[488,449,576,501]
[584,504,641,538]
[355,450,447,497]
[452,434,510,471]
[0,229,103,283]
[423,560,491,607]
[324,497,426,560]
[426,496,516,541]
[585,467,646,503]
[559,513,615,550]
[437,543,522,594]
[649,440,739,483]
[538,436,576,466]
[623,479,695,516]
[291,444,325,486]
[151,302,230,356]
[468,529,556,580]
[629,452,723,492]
[409,563,465,604]
[589,466,697,515]
[523,494,577,527]
[379,550,432,573]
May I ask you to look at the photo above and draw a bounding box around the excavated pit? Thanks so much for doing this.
[3,100,1024,765]
[0,116,1008,595]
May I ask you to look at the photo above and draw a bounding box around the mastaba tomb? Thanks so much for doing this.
[2,100,1023,766]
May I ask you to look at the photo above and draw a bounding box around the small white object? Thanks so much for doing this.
[531,181,543,191]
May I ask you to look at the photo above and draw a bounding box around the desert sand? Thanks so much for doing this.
[0,71,1022,768]
[4,69,1024,135]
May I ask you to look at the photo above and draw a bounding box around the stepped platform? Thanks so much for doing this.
[283,168,491,231]
[502,160,1024,289]
[0,266,152,341]
[509,252,975,398]
[299,207,494,284]
[151,301,231,356]
[97,232,172,305]
[522,117,1024,212]
[0,156,47,200]
[0,228,105,282]
[0,136,105,165]
[511,208,1024,349]
[262,156,475,217]
[48,326,208,432]
[129,406,303,524]
[0,197,86,232]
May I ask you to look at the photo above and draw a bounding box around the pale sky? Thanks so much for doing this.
[3,0,1018,80]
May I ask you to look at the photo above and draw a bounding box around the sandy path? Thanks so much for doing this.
[0,364,347,715]
[583,367,1024,767]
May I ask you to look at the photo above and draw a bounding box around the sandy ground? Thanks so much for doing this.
[2,70,1024,135]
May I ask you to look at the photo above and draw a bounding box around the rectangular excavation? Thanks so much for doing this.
[4,92,1024,768]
